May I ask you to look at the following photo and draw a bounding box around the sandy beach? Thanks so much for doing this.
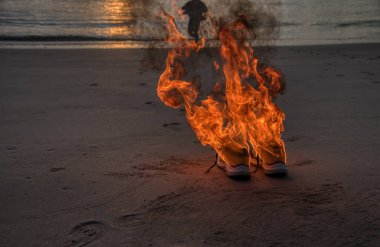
[0,43,379,246]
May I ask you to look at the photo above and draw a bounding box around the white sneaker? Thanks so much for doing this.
[251,158,288,175]
[217,156,250,177]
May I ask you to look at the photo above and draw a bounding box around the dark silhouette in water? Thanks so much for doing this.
[182,0,208,42]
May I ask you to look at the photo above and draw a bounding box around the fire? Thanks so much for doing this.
[157,10,286,166]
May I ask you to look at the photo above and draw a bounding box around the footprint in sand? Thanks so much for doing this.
[4,146,16,151]
[163,122,181,131]
[285,135,301,142]
[293,159,313,166]
[67,221,105,247]
[117,214,145,229]
[294,183,344,217]
[116,187,194,230]
[360,71,375,77]
[50,167,65,172]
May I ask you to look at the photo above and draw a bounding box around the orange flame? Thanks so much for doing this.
[157,11,286,166]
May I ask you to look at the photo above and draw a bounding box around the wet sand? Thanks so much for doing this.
[0,44,379,246]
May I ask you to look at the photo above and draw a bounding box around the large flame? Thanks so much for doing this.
[157,10,286,166]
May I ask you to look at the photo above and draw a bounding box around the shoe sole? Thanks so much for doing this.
[250,160,288,175]
[262,163,288,175]
[217,159,250,177]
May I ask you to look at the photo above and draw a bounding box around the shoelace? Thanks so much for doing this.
[204,153,218,174]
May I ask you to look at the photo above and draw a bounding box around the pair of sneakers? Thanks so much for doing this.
[216,155,288,177]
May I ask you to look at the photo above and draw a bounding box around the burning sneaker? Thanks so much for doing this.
[216,156,250,177]
[251,158,288,176]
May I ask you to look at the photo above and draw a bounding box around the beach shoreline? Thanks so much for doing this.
[0,43,379,246]
[1,40,380,49]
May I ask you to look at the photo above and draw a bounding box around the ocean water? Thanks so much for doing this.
[0,0,379,47]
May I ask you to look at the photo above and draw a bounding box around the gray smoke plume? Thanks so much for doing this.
[208,0,280,44]
[129,0,281,43]
[137,0,284,95]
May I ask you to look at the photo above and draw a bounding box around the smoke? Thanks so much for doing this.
[128,0,281,43]
[138,0,284,94]
[125,0,163,39]
[208,0,280,44]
